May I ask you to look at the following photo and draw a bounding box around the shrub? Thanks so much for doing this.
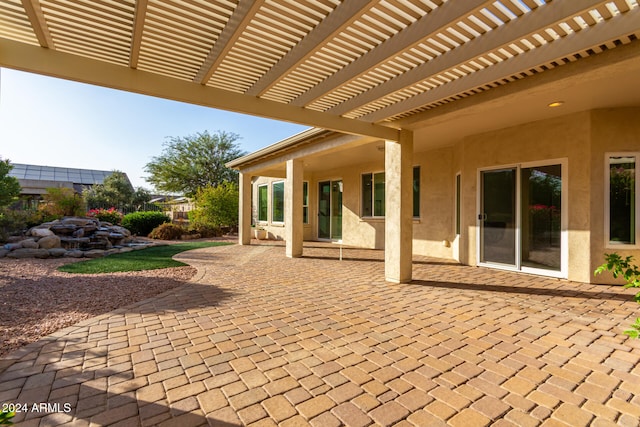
[189,182,238,230]
[41,187,85,217]
[121,211,170,236]
[87,207,123,224]
[0,209,58,242]
[189,224,222,238]
[0,209,24,242]
[595,253,640,339]
[149,223,186,240]
[0,408,15,426]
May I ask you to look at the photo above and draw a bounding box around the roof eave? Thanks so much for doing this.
[226,127,335,170]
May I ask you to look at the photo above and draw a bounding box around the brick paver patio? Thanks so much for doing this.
[1,242,640,426]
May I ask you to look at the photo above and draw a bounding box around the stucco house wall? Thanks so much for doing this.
[458,110,592,282]
[247,107,640,284]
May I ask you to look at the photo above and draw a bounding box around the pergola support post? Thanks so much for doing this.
[239,172,252,245]
[285,159,304,257]
[384,130,413,283]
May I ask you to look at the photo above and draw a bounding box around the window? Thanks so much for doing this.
[303,181,309,224]
[413,166,420,218]
[361,172,385,217]
[607,154,638,246]
[258,184,268,222]
[455,173,461,235]
[362,167,420,217]
[272,181,284,223]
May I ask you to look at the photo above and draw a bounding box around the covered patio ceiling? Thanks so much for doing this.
[1,1,640,143]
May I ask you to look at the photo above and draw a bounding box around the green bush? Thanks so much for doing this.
[595,253,640,339]
[41,187,85,217]
[149,223,186,240]
[0,209,58,242]
[189,182,238,230]
[0,408,15,426]
[0,209,23,242]
[121,211,170,236]
[189,224,222,238]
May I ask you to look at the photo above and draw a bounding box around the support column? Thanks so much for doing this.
[285,159,304,257]
[239,172,252,245]
[385,130,413,283]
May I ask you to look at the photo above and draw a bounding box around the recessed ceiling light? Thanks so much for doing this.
[548,101,564,108]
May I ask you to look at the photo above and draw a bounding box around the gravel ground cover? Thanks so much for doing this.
[0,257,196,357]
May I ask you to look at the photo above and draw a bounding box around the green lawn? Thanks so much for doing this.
[58,241,233,274]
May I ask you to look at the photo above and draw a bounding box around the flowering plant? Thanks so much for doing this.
[87,207,123,224]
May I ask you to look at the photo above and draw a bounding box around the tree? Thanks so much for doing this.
[84,171,151,210]
[189,182,239,229]
[41,187,85,217]
[144,130,246,196]
[0,158,21,208]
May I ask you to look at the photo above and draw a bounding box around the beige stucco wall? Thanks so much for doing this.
[412,148,454,259]
[459,111,592,282]
[248,107,640,283]
[589,107,640,285]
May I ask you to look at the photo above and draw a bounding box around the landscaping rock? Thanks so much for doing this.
[38,235,62,249]
[62,217,97,227]
[20,239,39,249]
[0,249,8,258]
[30,228,54,238]
[64,250,85,258]
[48,248,68,258]
[50,224,78,235]
[111,226,131,237]
[7,248,50,259]
[3,243,22,251]
[2,216,152,259]
[84,249,105,258]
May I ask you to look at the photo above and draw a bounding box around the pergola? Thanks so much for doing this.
[2,0,640,281]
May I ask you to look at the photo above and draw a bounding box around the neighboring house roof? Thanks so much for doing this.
[9,163,119,185]
[8,163,130,195]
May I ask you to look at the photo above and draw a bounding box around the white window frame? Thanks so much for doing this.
[257,183,268,223]
[605,152,640,249]
[361,171,386,218]
[455,172,461,236]
[303,181,309,224]
[361,167,421,219]
[476,158,568,279]
[271,180,285,224]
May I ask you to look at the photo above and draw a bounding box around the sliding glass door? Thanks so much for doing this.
[318,180,342,240]
[521,165,562,271]
[479,161,565,277]
[480,168,517,266]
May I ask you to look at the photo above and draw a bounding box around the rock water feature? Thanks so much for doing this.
[0,217,154,259]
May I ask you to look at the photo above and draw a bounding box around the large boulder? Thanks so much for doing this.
[20,239,39,249]
[38,235,62,249]
[48,248,68,258]
[110,226,131,237]
[7,248,50,259]
[30,227,54,238]
[64,250,84,258]
[50,224,77,235]
[0,249,8,258]
[61,217,98,227]
[84,249,105,258]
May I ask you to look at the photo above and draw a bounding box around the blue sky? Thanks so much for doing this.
[0,68,308,189]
